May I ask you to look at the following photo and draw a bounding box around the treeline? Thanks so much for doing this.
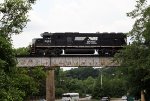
[54,67,127,99]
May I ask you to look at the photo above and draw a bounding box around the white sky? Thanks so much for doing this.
[11,0,138,48]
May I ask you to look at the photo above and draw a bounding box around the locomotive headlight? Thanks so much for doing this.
[44,40,51,43]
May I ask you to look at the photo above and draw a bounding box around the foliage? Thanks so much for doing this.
[109,78,126,97]
[0,41,46,100]
[14,47,47,98]
[14,47,30,56]
[0,36,16,72]
[92,67,126,99]
[55,88,65,98]
[65,67,99,80]
[55,67,127,99]
[83,76,95,94]
[0,35,24,100]
[92,75,103,99]
[115,0,150,100]
[0,0,36,38]
[0,0,37,100]
[127,0,150,43]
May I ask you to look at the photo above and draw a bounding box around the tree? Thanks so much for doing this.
[115,0,150,100]
[0,0,37,100]
[14,47,30,56]
[0,0,36,38]
[92,75,103,99]
[92,67,127,99]
[66,67,99,80]
[83,76,95,94]
[0,37,25,100]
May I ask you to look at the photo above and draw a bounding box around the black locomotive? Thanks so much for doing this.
[29,32,127,56]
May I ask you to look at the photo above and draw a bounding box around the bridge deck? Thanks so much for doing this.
[17,56,119,67]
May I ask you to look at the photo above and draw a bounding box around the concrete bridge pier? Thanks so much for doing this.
[46,69,55,101]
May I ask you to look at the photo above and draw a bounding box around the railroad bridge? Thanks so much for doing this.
[17,55,119,101]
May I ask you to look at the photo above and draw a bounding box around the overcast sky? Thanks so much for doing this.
[12,0,138,48]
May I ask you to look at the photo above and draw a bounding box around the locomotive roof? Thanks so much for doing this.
[41,32,126,37]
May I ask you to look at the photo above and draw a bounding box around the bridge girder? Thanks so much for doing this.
[17,56,119,67]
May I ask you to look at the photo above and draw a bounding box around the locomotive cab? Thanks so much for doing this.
[30,38,45,56]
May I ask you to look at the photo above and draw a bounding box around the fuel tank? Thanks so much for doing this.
[65,48,95,54]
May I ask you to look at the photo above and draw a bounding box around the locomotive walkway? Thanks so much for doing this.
[17,55,119,101]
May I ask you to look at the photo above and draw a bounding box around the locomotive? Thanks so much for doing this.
[29,32,127,56]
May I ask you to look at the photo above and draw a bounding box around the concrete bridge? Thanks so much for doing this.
[17,56,119,101]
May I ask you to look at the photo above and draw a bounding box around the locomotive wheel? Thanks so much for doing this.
[98,49,116,57]
[36,49,45,56]
[51,48,62,56]
[45,49,51,56]
[110,50,115,56]
[98,49,105,56]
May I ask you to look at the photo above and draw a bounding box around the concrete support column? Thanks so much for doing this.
[46,69,55,101]
[141,90,145,101]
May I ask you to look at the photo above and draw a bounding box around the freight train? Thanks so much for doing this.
[29,32,127,56]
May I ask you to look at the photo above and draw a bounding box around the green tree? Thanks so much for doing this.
[29,67,46,97]
[0,37,25,100]
[14,47,30,56]
[92,75,103,99]
[0,0,37,100]
[0,0,36,38]
[115,0,150,100]
[92,67,127,99]
[14,47,47,98]
[66,67,99,80]
[83,76,95,94]
[109,78,126,97]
